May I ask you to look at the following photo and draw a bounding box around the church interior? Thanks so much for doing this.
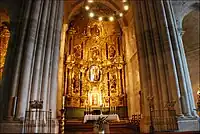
[0,0,199,133]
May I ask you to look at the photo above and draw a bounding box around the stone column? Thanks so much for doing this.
[16,0,43,119]
[30,0,50,102]
[145,0,172,107]
[132,2,152,133]
[49,0,64,119]
[172,12,197,117]
[132,0,189,132]
[40,0,57,112]
[152,0,183,117]
[162,0,196,117]
[5,0,32,119]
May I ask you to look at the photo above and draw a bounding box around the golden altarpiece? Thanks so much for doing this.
[0,22,10,80]
[63,14,127,118]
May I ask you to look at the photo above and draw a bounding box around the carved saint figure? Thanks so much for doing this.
[73,45,82,59]
[90,24,100,36]
[109,46,116,59]
[90,47,100,60]
[72,75,79,93]
[89,65,101,82]
[110,74,117,93]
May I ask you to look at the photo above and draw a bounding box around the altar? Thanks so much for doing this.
[83,114,120,123]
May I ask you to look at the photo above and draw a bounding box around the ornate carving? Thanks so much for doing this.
[72,73,80,93]
[0,23,10,80]
[90,46,100,60]
[110,74,117,93]
[64,17,125,108]
[109,46,116,59]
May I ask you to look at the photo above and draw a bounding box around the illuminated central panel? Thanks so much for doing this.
[64,14,126,110]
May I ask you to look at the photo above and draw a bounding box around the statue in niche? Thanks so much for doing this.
[92,93,98,106]
[73,45,81,59]
[89,65,101,82]
[109,46,116,59]
[72,75,79,93]
[90,46,100,60]
[110,74,117,93]
[90,24,100,36]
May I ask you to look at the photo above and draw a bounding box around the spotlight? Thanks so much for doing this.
[98,16,103,21]
[119,13,123,17]
[88,0,93,3]
[124,5,129,11]
[89,12,94,17]
[85,5,90,10]
[109,16,114,21]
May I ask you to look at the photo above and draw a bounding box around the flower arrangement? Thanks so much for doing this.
[93,116,108,133]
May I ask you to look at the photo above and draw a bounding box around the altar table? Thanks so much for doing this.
[83,114,120,123]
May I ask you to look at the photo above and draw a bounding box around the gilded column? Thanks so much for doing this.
[16,0,43,119]
[57,24,68,116]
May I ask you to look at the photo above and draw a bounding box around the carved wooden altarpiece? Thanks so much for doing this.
[64,16,126,109]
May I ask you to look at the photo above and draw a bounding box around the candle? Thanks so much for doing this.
[62,96,65,108]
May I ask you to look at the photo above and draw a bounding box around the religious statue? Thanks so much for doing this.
[89,65,101,82]
[72,75,79,93]
[90,46,100,60]
[110,74,117,93]
[109,46,116,59]
[90,24,100,36]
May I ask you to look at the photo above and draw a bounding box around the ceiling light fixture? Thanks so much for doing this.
[84,0,129,21]
[124,5,129,11]
[85,5,90,10]
[88,0,93,3]
[89,12,94,17]
[98,16,103,21]
[109,16,114,21]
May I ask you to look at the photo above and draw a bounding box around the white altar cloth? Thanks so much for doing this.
[83,114,120,123]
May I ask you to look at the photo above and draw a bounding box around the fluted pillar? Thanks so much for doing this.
[162,0,197,117]
[30,0,50,102]
[132,0,188,132]
[49,0,64,119]
[153,0,183,116]
[171,9,196,117]
[16,0,43,119]
[5,0,32,119]
[40,0,57,112]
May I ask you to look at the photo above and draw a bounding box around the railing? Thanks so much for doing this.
[129,114,141,132]
[151,109,178,132]
[23,110,52,133]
